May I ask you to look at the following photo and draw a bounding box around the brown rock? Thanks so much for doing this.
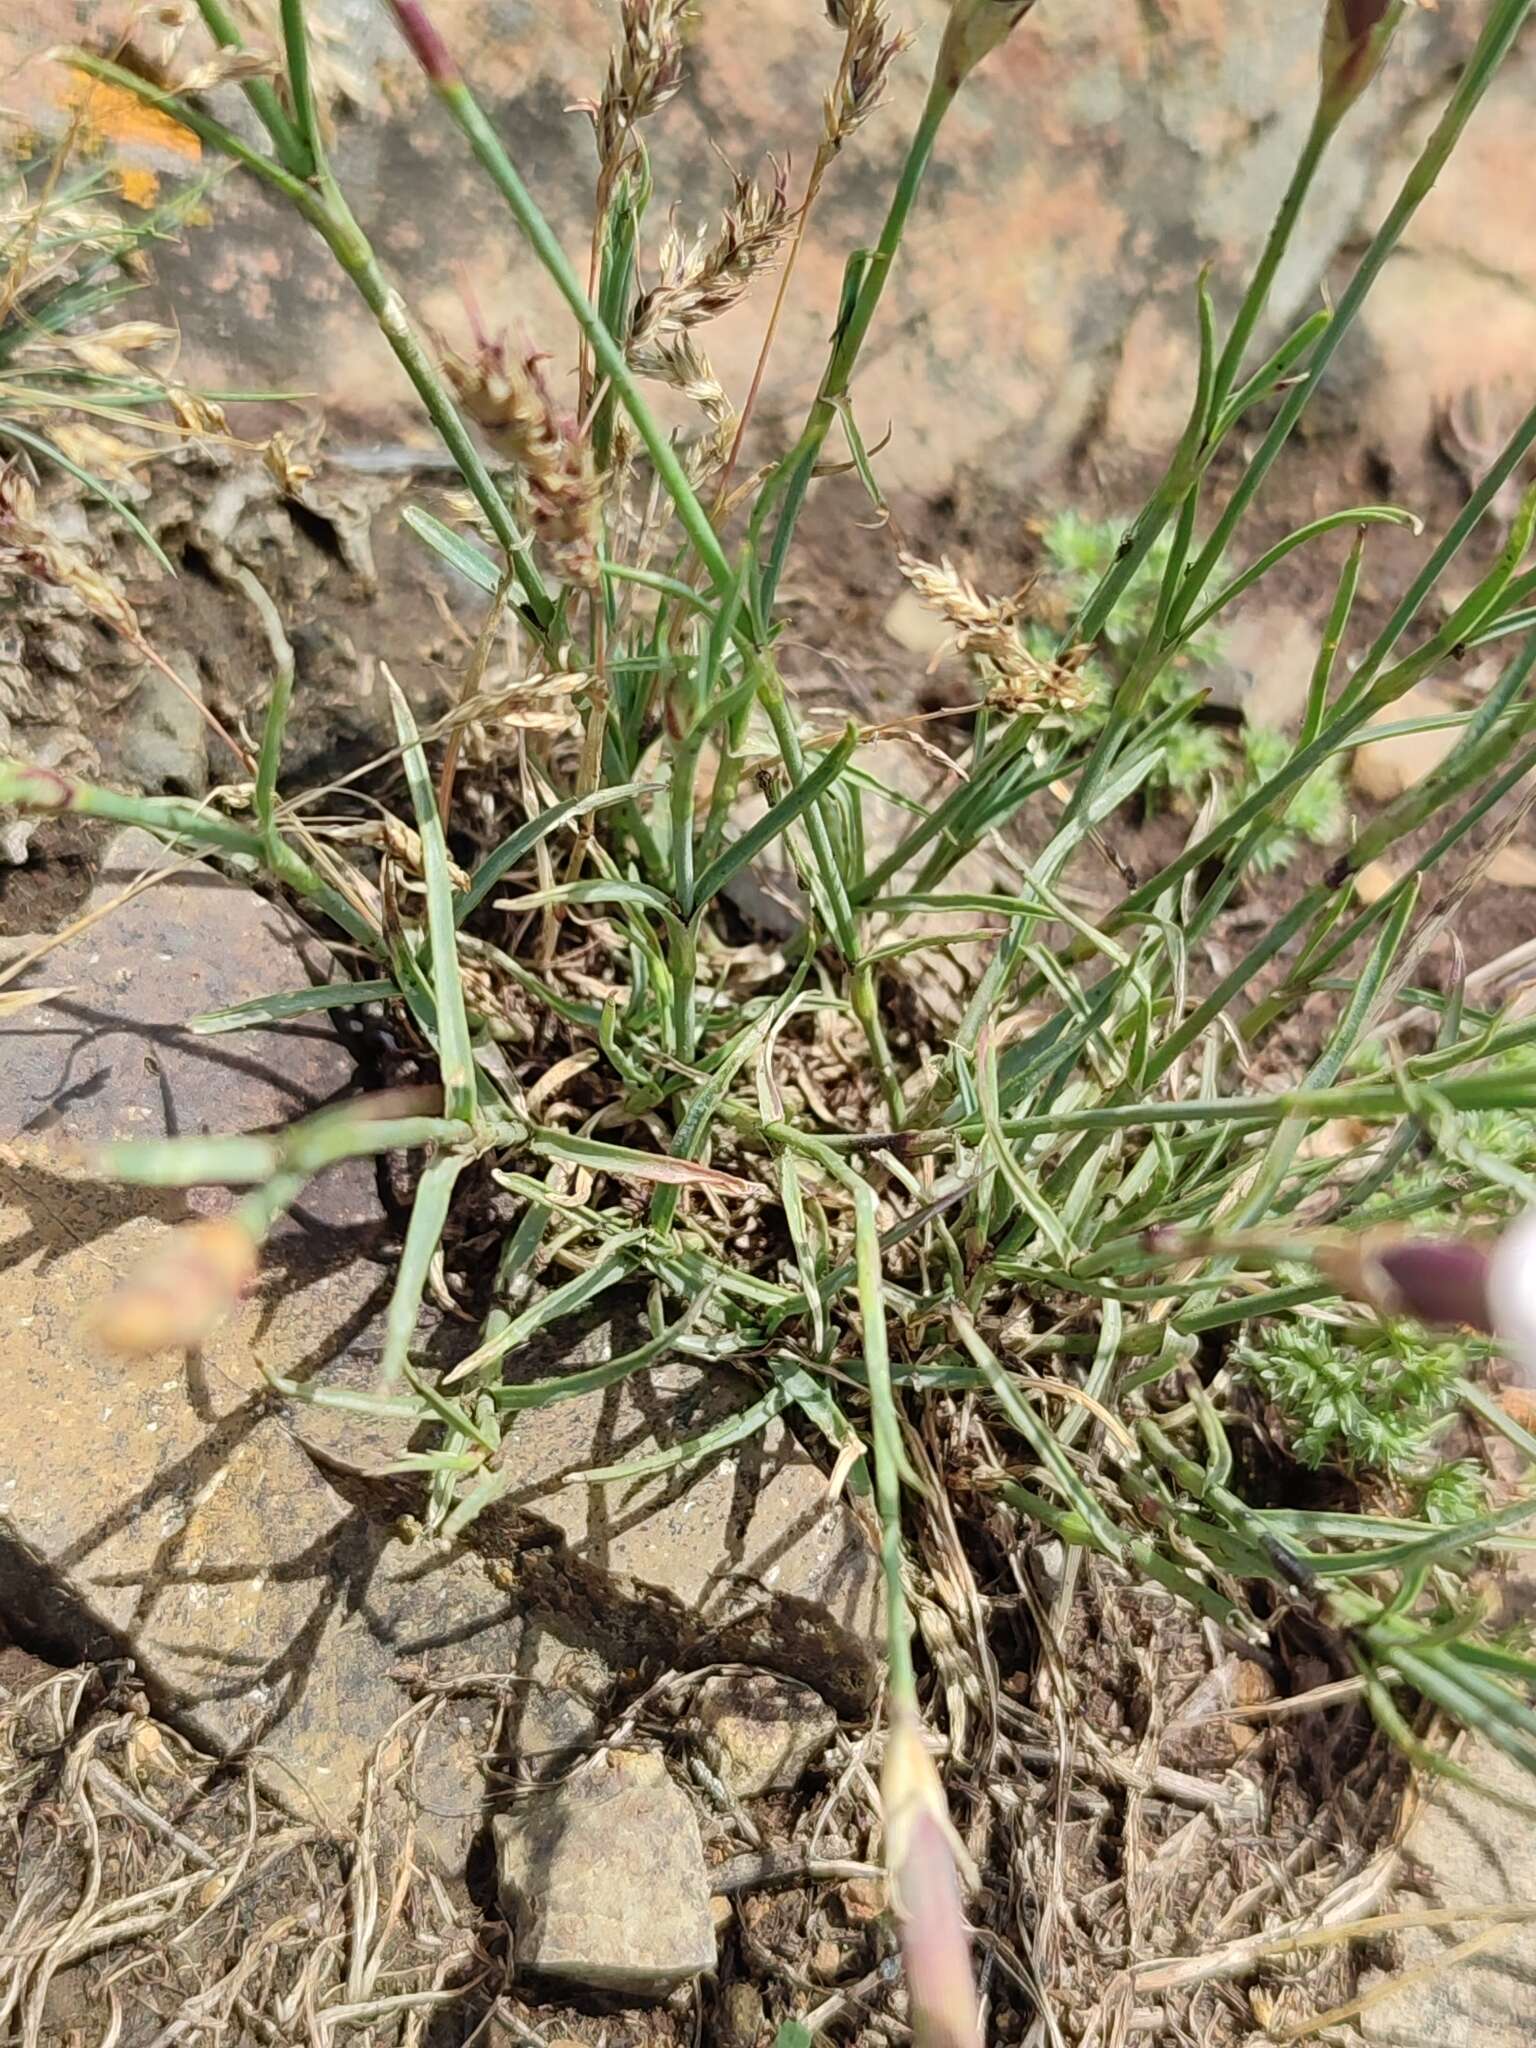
[1354,858,1400,906]
[692,1671,838,1798]
[1353,71,1536,471]
[882,589,955,660]
[0,833,601,1864]
[812,1939,845,1982]
[839,1875,886,1924]
[494,1750,715,1998]
[717,1980,767,2048]
[1486,843,1536,890]
[1219,608,1320,728]
[1360,1740,1536,2048]
[0,827,375,1231]
[1103,301,1202,462]
[1350,688,1461,803]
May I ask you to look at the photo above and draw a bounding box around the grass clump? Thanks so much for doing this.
[5,0,1536,2037]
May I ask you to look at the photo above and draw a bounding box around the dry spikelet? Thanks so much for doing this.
[441,668,587,742]
[171,43,281,92]
[590,0,690,165]
[0,466,141,638]
[825,0,910,149]
[444,337,602,587]
[630,328,737,476]
[167,384,230,436]
[629,163,792,345]
[896,550,1091,713]
[90,1214,260,1356]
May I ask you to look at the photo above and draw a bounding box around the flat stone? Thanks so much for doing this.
[1350,70,1536,471]
[1351,688,1461,804]
[494,1749,715,1998]
[476,1335,883,1715]
[882,589,955,660]
[0,827,374,1232]
[1360,1740,1536,2048]
[716,1980,767,2048]
[1486,843,1536,890]
[1217,607,1319,728]
[0,832,603,1864]
[691,1671,838,1798]
[0,1166,608,1867]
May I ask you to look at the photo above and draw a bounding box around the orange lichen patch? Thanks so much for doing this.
[116,162,161,207]
[55,71,202,164]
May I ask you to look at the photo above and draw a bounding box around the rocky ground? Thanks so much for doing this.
[3,415,1536,2044]
[5,3,1536,2041]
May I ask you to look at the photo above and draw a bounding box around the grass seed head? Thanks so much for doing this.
[629,164,792,345]
[444,334,602,587]
[588,0,690,168]
[896,551,1091,713]
[824,0,910,148]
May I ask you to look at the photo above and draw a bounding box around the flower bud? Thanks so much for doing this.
[388,0,460,85]
[1315,1235,1494,1336]
[938,0,1036,91]
[882,1709,982,2048]
[89,1214,260,1356]
[1318,0,1405,122]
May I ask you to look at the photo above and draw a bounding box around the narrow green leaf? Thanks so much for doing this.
[189,980,395,1035]
[691,724,860,913]
[378,1148,468,1386]
[403,505,505,594]
[457,784,656,923]
[389,679,477,1121]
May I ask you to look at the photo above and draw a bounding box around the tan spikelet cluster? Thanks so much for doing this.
[441,668,588,744]
[629,164,792,347]
[629,329,736,477]
[0,466,141,638]
[590,0,690,167]
[444,339,601,587]
[897,551,1092,714]
[824,0,910,150]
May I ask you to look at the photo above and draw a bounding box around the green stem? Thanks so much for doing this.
[300,186,553,633]
[758,75,952,618]
[278,0,326,176]
[1209,104,1334,406]
[190,0,313,176]
[1169,0,1536,639]
[0,757,375,948]
[415,64,731,594]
